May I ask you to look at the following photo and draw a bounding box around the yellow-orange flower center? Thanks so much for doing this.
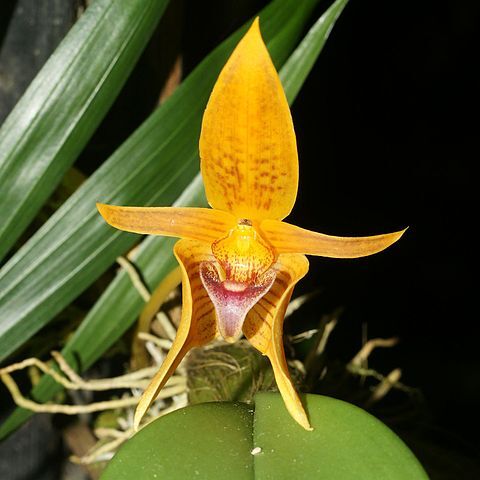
[211,220,275,284]
[198,220,277,342]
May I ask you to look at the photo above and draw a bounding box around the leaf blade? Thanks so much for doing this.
[254,393,428,479]
[0,0,170,261]
[280,0,350,104]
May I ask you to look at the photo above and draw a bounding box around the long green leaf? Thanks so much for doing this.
[0,0,170,262]
[281,0,349,103]
[0,0,350,439]
[0,0,318,363]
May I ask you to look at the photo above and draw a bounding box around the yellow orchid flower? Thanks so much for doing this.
[97,18,405,431]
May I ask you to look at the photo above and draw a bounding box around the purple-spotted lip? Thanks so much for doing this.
[199,261,276,342]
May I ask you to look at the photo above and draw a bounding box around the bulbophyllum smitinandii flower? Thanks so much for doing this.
[97,19,405,431]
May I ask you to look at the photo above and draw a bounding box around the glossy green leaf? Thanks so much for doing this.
[0,0,348,439]
[0,0,319,364]
[0,0,170,262]
[99,394,428,479]
[253,393,428,479]
[101,402,254,480]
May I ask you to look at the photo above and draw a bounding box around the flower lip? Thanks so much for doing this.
[200,261,276,342]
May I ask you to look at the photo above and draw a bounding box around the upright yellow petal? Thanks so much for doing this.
[261,219,407,258]
[97,204,236,243]
[243,253,311,430]
[200,18,298,221]
[133,239,217,429]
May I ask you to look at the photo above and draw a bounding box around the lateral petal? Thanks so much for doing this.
[97,204,235,243]
[199,18,298,221]
[261,219,407,258]
[133,239,217,429]
[243,253,312,430]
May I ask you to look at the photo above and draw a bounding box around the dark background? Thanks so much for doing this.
[1,0,479,478]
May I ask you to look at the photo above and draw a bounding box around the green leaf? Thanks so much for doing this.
[0,0,318,363]
[281,0,350,104]
[0,0,347,439]
[253,393,428,479]
[99,394,428,479]
[101,402,254,480]
[0,0,170,262]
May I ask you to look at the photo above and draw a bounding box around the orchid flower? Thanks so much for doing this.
[97,19,405,431]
